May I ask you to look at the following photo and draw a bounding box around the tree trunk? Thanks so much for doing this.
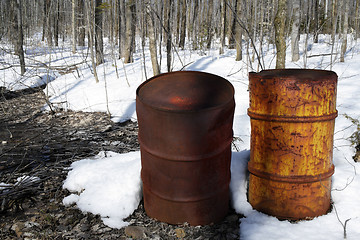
[330,0,339,69]
[191,0,199,50]
[146,2,160,76]
[14,0,26,75]
[228,0,237,49]
[124,0,136,63]
[206,0,214,49]
[164,0,172,72]
[340,0,349,62]
[314,0,319,43]
[118,0,126,58]
[72,0,77,53]
[41,0,53,46]
[86,0,99,83]
[179,0,186,49]
[235,0,242,61]
[42,0,47,41]
[219,0,226,55]
[95,0,104,65]
[54,0,59,46]
[78,0,86,46]
[274,0,286,69]
[291,0,300,62]
[175,0,181,44]
[355,0,360,39]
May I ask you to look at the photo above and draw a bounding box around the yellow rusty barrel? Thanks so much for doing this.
[247,69,337,220]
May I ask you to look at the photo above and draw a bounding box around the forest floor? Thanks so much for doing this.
[0,88,241,239]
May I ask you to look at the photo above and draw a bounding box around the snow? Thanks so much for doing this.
[62,151,142,228]
[2,34,360,239]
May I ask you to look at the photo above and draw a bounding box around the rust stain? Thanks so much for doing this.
[248,69,337,220]
[136,71,235,225]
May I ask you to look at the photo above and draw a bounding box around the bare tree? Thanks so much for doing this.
[206,0,214,49]
[330,0,339,69]
[228,0,237,49]
[43,0,53,46]
[314,0,319,43]
[72,0,77,53]
[146,1,160,75]
[118,0,126,57]
[95,0,104,65]
[179,0,187,49]
[164,0,172,72]
[78,0,86,46]
[53,0,60,46]
[235,0,242,61]
[86,0,99,83]
[124,0,136,63]
[340,0,349,62]
[291,0,300,62]
[355,0,360,39]
[13,0,26,75]
[219,0,226,55]
[274,0,286,69]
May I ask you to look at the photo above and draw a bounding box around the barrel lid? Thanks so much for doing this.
[136,71,234,112]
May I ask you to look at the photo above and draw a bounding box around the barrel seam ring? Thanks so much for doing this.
[247,109,338,123]
[247,164,335,183]
[138,136,233,162]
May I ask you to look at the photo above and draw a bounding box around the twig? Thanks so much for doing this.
[179,61,194,71]
[333,204,351,239]
[225,0,264,71]
[333,156,357,191]
[307,53,335,58]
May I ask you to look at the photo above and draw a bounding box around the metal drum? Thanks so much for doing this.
[247,69,337,220]
[136,71,235,225]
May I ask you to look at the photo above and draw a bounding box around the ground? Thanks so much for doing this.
[0,88,241,239]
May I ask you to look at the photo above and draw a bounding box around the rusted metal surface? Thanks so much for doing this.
[247,69,338,220]
[136,71,235,225]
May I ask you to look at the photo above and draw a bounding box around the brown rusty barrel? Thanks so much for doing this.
[247,69,337,220]
[136,71,235,225]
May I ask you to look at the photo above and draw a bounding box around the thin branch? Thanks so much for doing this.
[225,0,264,71]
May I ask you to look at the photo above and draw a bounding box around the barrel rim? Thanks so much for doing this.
[136,71,235,113]
[249,68,338,81]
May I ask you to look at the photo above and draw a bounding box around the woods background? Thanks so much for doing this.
[0,0,358,77]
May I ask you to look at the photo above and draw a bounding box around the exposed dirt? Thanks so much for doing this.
[0,87,242,239]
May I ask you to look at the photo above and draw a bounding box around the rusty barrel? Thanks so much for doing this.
[247,69,337,220]
[136,71,235,225]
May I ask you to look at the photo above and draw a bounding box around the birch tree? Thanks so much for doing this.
[235,0,242,61]
[53,0,59,46]
[118,0,126,57]
[72,0,76,53]
[314,0,319,43]
[95,0,104,65]
[78,0,86,46]
[291,0,300,62]
[86,0,99,83]
[124,0,136,63]
[219,0,226,55]
[274,0,286,69]
[146,1,160,75]
[340,0,349,62]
